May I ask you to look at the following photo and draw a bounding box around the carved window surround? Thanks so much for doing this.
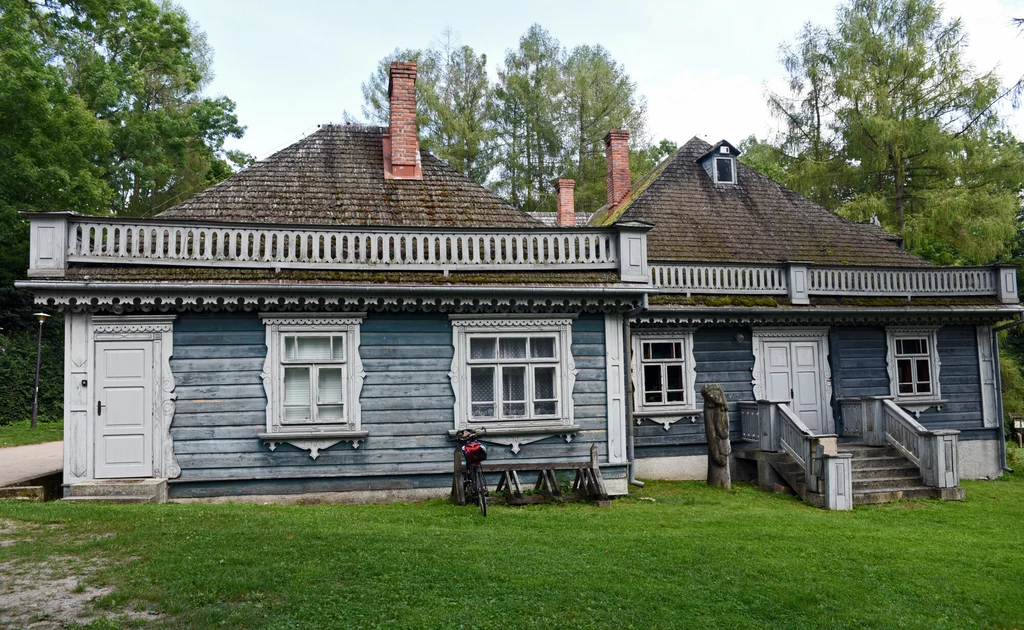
[90,315,180,479]
[886,326,944,416]
[259,314,367,459]
[630,329,698,431]
[750,327,834,433]
[449,315,578,453]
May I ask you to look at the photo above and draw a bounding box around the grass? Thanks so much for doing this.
[0,420,63,448]
[2,473,1024,629]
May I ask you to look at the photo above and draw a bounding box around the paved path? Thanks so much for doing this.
[0,441,63,487]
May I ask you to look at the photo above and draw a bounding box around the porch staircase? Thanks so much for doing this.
[62,479,168,504]
[767,444,964,505]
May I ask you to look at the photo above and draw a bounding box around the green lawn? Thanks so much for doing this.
[2,472,1024,629]
[0,420,63,447]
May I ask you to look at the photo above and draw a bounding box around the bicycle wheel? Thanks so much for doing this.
[473,465,487,517]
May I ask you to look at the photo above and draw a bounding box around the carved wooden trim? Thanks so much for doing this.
[751,327,834,433]
[885,326,942,411]
[259,313,367,458]
[629,329,698,428]
[448,315,578,451]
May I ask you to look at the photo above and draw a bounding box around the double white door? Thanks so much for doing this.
[94,340,154,478]
[762,339,828,433]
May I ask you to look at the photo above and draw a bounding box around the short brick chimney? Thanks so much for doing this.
[555,179,576,227]
[386,61,421,180]
[604,129,630,210]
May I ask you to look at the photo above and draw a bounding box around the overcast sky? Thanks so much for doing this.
[175,0,1024,161]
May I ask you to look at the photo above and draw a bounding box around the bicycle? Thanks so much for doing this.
[450,428,488,516]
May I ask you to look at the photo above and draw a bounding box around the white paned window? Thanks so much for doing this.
[886,327,941,403]
[714,156,736,184]
[451,316,577,431]
[260,314,365,435]
[631,331,697,415]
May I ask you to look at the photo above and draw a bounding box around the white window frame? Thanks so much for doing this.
[886,326,943,411]
[450,316,577,432]
[713,156,736,184]
[259,314,367,456]
[630,330,697,417]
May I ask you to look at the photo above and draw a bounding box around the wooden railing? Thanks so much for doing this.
[808,267,995,296]
[27,213,660,280]
[649,261,1018,304]
[777,403,814,470]
[649,263,787,294]
[880,399,959,488]
[741,399,852,510]
[67,221,618,270]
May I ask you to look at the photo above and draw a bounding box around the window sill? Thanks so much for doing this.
[259,430,369,459]
[893,399,947,417]
[449,425,581,454]
[634,408,701,431]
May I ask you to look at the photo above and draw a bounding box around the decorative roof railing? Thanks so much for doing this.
[26,213,652,283]
[650,261,1019,305]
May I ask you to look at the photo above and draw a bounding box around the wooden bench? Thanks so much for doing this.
[452,444,610,506]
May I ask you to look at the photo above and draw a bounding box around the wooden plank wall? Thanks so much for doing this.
[168,311,612,497]
[634,327,755,459]
[830,325,988,438]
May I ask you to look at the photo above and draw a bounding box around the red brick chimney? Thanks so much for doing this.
[386,61,421,180]
[555,179,576,227]
[604,129,630,210]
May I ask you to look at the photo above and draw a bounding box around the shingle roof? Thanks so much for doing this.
[158,124,540,228]
[589,137,931,267]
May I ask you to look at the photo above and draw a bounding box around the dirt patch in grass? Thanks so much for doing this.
[0,519,159,628]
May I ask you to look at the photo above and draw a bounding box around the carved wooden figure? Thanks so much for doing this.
[701,383,731,489]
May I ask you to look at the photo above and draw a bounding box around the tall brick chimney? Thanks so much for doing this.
[386,61,421,180]
[604,129,630,211]
[555,179,576,227]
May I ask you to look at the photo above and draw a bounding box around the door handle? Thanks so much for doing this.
[97,401,104,416]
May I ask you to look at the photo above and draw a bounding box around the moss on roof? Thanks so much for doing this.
[63,266,624,287]
[648,293,1007,309]
[592,137,931,268]
[157,125,540,229]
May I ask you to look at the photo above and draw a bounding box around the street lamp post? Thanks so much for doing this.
[30,312,50,429]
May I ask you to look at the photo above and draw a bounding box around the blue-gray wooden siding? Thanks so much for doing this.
[634,327,754,459]
[169,311,617,498]
[830,325,990,439]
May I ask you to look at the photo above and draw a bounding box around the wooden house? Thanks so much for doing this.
[19,62,1021,508]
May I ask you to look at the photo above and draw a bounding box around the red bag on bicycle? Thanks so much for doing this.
[462,441,487,465]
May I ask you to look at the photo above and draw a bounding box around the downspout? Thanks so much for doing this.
[992,313,1024,473]
[623,293,648,487]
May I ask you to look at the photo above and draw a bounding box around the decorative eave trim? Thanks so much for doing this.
[636,306,1022,327]
[21,282,646,314]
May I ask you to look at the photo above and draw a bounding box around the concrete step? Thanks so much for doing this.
[67,479,167,502]
[852,466,921,481]
[0,486,45,502]
[840,446,904,459]
[62,495,156,504]
[851,456,911,470]
[854,476,926,491]
[853,487,940,504]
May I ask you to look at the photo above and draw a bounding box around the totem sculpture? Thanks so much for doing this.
[701,383,732,489]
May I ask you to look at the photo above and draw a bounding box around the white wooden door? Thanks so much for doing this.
[762,340,825,433]
[94,340,153,478]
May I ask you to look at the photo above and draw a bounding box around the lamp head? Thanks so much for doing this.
[33,312,50,324]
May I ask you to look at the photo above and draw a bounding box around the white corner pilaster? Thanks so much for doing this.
[977,325,998,429]
[787,263,810,305]
[27,213,69,278]
[997,265,1019,304]
[604,313,627,464]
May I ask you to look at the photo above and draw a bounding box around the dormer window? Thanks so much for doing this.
[714,156,735,184]
[697,140,741,186]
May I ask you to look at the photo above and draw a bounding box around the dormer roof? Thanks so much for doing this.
[696,140,741,162]
[588,136,931,267]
